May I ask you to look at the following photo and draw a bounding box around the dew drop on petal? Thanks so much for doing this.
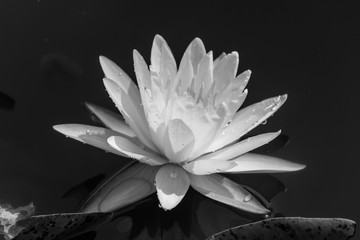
[243,194,252,202]
[261,120,267,125]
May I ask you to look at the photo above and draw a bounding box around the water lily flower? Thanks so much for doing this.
[53,35,305,214]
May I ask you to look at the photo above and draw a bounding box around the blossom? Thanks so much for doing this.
[53,35,305,213]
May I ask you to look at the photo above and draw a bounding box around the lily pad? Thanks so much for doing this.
[207,217,356,240]
[14,212,112,240]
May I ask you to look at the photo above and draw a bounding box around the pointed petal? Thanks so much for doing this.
[175,37,206,92]
[189,174,269,214]
[107,136,167,166]
[133,50,167,150]
[150,35,177,88]
[103,78,158,151]
[188,37,206,76]
[155,164,190,210]
[133,49,151,90]
[150,35,176,76]
[81,162,159,213]
[195,52,213,98]
[99,56,134,91]
[213,52,226,67]
[207,94,287,152]
[53,124,126,157]
[182,157,235,175]
[200,131,282,162]
[233,70,251,93]
[85,103,136,138]
[216,70,251,114]
[214,52,239,99]
[175,48,193,92]
[225,153,306,173]
[163,119,195,163]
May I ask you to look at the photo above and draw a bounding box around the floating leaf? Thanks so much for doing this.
[207,217,356,240]
[0,203,35,240]
[14,212,112,240]
[66,231,97,240]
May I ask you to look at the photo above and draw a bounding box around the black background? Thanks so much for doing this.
[0,0,359,239]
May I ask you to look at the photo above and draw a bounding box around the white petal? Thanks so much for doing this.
[215,70,251,116]
[207,94,287,152]
[103,78,158,152]
[150,34,177,90]
[189,174,269,214]
[224,153,306,173]
[213,52,226,67]
[155,164,190,210]
[85,102,136,138]
[199,131,282,162]
[150,35,176,76]
[213,52,239,100]
[188,38,206,75]
[81,162,159,213]
[99,56,135,92]
[232,69,251,93]
[107,136,167,166]
[195,52,213,99]
[170,94,227,160]
[175,37,206,92]
[174,48,193,93]
[182,157,235,175]
[163,119,195,163]
[133,50,166,150]
[183,131,283,175]
[53,124,126,157]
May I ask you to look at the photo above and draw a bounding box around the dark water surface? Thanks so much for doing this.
[0,1,359,239]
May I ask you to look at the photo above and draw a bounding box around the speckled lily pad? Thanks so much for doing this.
[13,212,112,240]
[207,217,356,240]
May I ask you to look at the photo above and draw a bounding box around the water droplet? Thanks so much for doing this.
[170,172,177,178]
[158,204,162,208]
[65,135,69,138]
[261,120,267,125]
[86,129,90,134]
[243,194,252,202]
[264,214,270,218]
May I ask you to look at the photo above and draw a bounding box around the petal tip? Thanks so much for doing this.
[107,135,116,147]
[281,94,288,102]
[53,124,73,136]
[154,34,165,42]
[99,55,107,63]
